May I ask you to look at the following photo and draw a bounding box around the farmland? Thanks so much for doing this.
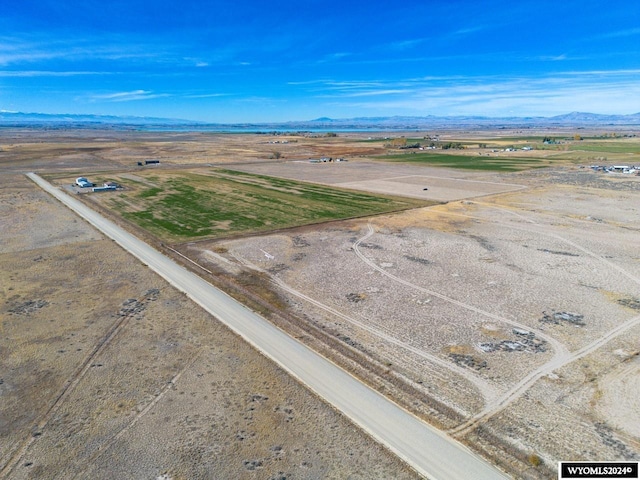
[78,169,427,242]
[374,152,546,171]
[365,133,640,171]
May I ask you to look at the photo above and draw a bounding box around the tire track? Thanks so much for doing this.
[356,207,640,436]
[70,349,203,480]
[441,202,640,286]
[0,290,159,478]
[443,202,640,435]
[231,252,498,407]
[353,223,569,361]
[451,313,640,435]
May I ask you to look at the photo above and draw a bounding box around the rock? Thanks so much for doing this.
[540,311,585,326]
[243,459,263,471]
[346,293,366,303]
[8,299,49,315]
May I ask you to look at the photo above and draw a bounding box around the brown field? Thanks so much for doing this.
[225,160,526,202]
[0,172,417,479]
[198,178,640,474]
[2,128,639,479]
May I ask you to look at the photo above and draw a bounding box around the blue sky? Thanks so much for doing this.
[1,0,640,122]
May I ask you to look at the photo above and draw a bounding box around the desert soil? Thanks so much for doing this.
[3,128,640,479]
[192,163,640,477]
[0,172,418,479]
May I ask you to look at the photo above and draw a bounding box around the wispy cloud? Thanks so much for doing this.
[450,25,488,37]
[294,70,640,116]
[557,68,640,77]
[537,54,568,61]
[596,27,640,39]
[0,70,113,77]
[385,38,428,51]
[315,52,351,64]
[184,93,231,99]
[327,89,412,98]
[0,34,166,67]
[90,90,170,102]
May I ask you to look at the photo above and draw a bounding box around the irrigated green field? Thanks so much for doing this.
[99,169,427,242]
[373,152,547,171]
[365,135,640,170]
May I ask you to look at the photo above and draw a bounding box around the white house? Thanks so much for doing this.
[75,177,93,188]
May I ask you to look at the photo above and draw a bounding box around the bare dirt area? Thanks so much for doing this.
[226,160,526,202]
[0,174,417,479]
[0,128,384,175]
[191,169,640,477]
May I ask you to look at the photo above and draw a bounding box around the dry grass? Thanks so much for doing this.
[200,170,640,475]
[0,173,418,479]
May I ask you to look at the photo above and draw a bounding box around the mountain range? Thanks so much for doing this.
[0,111,192,125]
[1,111,640,129]
[305,112,640,128]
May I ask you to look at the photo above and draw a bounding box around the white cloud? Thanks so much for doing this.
[300,71,640,116]
[596,27,640,39]
[0,34,164,67]
[0,70,112,77]
[317,52,351,63]
[90,90,170,102]
[184,93,231,99]
[320,89,412,98]
[385,38,428,51]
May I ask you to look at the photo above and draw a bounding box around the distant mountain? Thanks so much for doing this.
[0,111,195,125]
[304,113,640,128]
[547,111,640,123]
[2,111,640,130]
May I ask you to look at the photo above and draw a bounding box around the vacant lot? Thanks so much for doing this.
[226,161,526,202]
[191,172,640,476]
[0,173,417,479]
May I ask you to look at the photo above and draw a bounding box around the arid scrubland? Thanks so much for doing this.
[2,128,639,479]
[0,172,417,479]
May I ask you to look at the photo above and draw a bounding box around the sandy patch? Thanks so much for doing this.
[595,355,640,438]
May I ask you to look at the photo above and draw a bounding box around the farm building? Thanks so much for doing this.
[75,177,93,188]
[92,185,117,192]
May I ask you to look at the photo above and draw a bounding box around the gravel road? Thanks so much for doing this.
[27,172,510,480]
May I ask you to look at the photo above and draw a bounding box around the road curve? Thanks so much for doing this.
[27,173,509,480]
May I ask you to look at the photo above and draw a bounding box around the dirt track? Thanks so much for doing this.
[197,170,640,475]
[0,173,418,479]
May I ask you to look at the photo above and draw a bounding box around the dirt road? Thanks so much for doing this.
[27,172,509,480]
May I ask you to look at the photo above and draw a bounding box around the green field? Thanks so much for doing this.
[373,152,546,171]
[567,143,640,154]
[105,169,427,242]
